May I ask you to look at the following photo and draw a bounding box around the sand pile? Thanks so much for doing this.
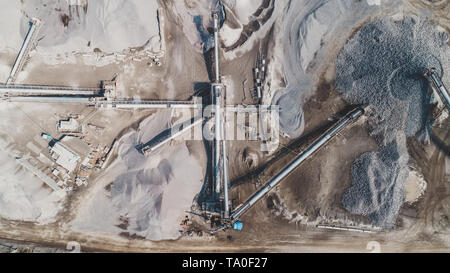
[218,0,264,48]
[336,16,450,227]
[0,0,161,68]
[170,0,223,53]
[70,111,204,240]
[222,0,263,25]
[0,1,23,81]
[0,1,23,53]
[273,0,376,138]
[0,146,66,224]
[31,0,161,52]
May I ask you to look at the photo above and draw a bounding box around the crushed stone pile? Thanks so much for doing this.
[341,134,409,227]
[336,16,450,227]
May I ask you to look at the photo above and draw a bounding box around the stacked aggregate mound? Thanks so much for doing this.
[273,0,375,138]
[336,16,450,227]
[108,112,204,240]
[341,134,409,227]
[22,0,162,53]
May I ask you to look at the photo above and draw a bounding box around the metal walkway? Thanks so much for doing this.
[7,19,42,85]
[426,68,450,109]
[0,84,101,96]
[98,100,199,109]
[16,157,61,192]
[6,96,93,104]
[139,116,205,155]
[4,96,200,109]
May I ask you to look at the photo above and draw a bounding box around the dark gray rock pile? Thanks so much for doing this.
[336,16,449,227]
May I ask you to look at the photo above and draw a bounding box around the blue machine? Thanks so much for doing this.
[233,221,243,231]
[41,133,52,140]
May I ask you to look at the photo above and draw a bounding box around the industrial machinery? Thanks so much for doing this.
[7,18,42,85]
[210,11,231,219]
[425,68,450,109]
[138,116,205,155]
[0,84,102,96]
[213,12,221,84]
[0,17,199,110]
[211,107,365,233]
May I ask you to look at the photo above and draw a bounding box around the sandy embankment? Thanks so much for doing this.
[0,136,66,224]
[271,0,377,138]
[69,111,205,241]
[0,0,161,80]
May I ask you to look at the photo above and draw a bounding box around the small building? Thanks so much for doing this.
[50,141,80,173]
[101,80,116,99]
[58,118,79,132]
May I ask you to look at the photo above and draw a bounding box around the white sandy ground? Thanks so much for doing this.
[220,24,242,48]
[169,0,221,53]
[223,0,263,25]
[0,136,66,224]
[0,1,23,52]
[0,102,75,224]
[69,111,205,240]
[0,0,161,69]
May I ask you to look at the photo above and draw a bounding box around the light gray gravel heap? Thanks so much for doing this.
[273,0,374,138]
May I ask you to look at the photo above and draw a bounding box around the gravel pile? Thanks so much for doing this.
[336,16,449,227]
[341,134,409,227]
[104,112,204,240]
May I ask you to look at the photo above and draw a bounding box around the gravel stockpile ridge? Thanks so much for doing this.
[336,16,449,227]
[342,134,409,227]
[274,0,375,138]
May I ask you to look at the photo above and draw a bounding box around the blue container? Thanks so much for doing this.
[233,221,243,231]
[41,133,52,140]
